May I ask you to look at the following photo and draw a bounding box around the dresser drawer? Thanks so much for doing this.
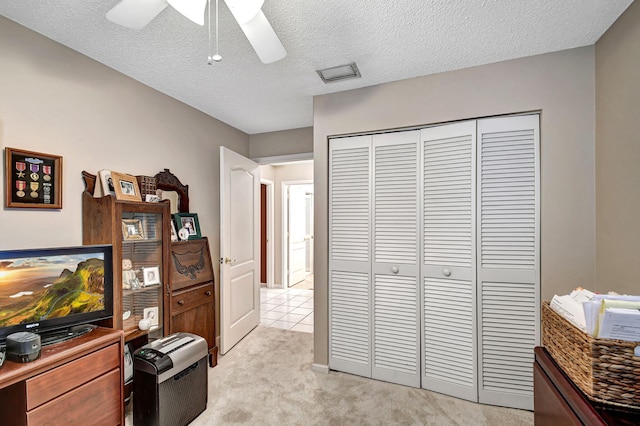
[169,239,214,291]
[171,282,214,314]
[27,368,121,426]
[25,342,120,410]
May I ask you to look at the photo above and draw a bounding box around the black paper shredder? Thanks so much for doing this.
[133,332,208,426]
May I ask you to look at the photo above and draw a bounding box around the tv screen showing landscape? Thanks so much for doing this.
[0,251,107,328]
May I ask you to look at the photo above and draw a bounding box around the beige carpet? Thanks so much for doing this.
[126,326,534,425]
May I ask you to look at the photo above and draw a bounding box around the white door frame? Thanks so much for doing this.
[282,180,313,288]
[261,178,275,288]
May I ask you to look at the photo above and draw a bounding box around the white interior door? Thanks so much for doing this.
[220,147,260,354]
[288,184,307,286]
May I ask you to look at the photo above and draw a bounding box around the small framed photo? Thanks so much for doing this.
[111,171,142,202]
[5,147,62,209]
[143,306,159,329]
[122,219,145,240]
[142,266,160,286]
[170,220,178,242]
[173,213,202,240]
[94,169,115,197]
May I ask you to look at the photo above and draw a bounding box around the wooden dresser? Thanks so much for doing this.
[166,237,218,366]
[534,346,638,425]
[0,327,124,425]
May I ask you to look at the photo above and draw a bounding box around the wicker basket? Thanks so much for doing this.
[542,301,640,410]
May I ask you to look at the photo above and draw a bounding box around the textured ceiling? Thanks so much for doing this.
[0,0,633,135]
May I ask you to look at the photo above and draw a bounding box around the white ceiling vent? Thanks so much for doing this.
[317,63,361,83]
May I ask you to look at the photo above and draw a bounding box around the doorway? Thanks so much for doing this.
[283,181,314,289]
[258,160,315,332]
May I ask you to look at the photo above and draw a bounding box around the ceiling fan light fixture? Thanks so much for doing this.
[236,9,286,64]
[106,0,169,30]
[224,0,264,23]
[168,0,207,25]
[317,63,361,83]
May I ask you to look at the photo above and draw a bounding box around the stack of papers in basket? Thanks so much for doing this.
[550,288,640,341]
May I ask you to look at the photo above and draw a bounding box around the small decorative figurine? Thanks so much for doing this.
[122,258,141,290]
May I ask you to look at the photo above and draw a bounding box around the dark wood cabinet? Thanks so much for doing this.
[0,328,124,425]
[82,189,170,342]
[534,347,638,425]
[166,237,218,366]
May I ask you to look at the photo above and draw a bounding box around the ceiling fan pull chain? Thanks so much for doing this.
[212,0,222,62]
[207,0,212,64]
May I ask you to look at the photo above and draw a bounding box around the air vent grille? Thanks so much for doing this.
[317,63,361,83]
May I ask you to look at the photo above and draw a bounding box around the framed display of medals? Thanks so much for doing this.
[4,147,62,209]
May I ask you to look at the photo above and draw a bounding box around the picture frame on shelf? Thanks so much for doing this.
[122,219,145,240]
[94,169,115,197]
[142,266,160,286]
[143,306,159,329]
[4,147,62,209]
[173,213,202,240]
[111,171,142,202]
[170,220,178,242]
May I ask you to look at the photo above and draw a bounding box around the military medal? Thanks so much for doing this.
[30,182,39,198]
[30,164,40,181]
[16,180,26,198]
[43,165,52,182]
[15,162,26,178]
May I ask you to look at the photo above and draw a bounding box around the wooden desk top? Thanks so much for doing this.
[535,347,639,425]
[0,327,123,389]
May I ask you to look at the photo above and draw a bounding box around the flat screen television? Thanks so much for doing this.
[0,244,113,345]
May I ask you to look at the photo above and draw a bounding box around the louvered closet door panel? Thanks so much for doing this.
[420,122,477,401]
[477,114,540,411]
[329,136,372,377]
[371,131,420,387]
[372,273,419,387]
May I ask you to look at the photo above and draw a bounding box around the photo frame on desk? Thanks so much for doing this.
[4,147,62,209]
[111,171,142,202]
[173,213,202,240]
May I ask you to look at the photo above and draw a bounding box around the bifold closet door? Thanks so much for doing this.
[328,135,372,377]
[421,121,478,401]
[476,114,540,411]
[328,131,421,388]
[371,131,420,388]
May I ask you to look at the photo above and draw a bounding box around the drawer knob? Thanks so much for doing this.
[178,300,185,306]
[205,291,212,296]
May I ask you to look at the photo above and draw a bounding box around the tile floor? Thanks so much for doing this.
[260,286,314,333]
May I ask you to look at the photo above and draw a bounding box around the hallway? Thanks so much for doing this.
[260,286,313,333]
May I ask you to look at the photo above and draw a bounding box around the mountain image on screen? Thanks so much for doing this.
[0,257,105,327]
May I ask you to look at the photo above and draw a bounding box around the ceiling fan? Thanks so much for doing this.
[105,0,286,64]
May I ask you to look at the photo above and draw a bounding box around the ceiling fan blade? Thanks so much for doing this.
[106,0,169,30]
[236,10,287,64]
[167,0,207,26]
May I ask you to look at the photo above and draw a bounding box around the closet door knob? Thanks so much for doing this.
[391,266,399,274]
[442,268,451,277]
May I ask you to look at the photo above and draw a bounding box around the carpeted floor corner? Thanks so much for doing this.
[185,326,533,425]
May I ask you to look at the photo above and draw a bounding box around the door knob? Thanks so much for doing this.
[442,268,451,277]
[391,266,399,274]
[223,257,236,264]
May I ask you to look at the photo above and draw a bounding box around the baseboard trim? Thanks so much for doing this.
[311,363,329,374]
